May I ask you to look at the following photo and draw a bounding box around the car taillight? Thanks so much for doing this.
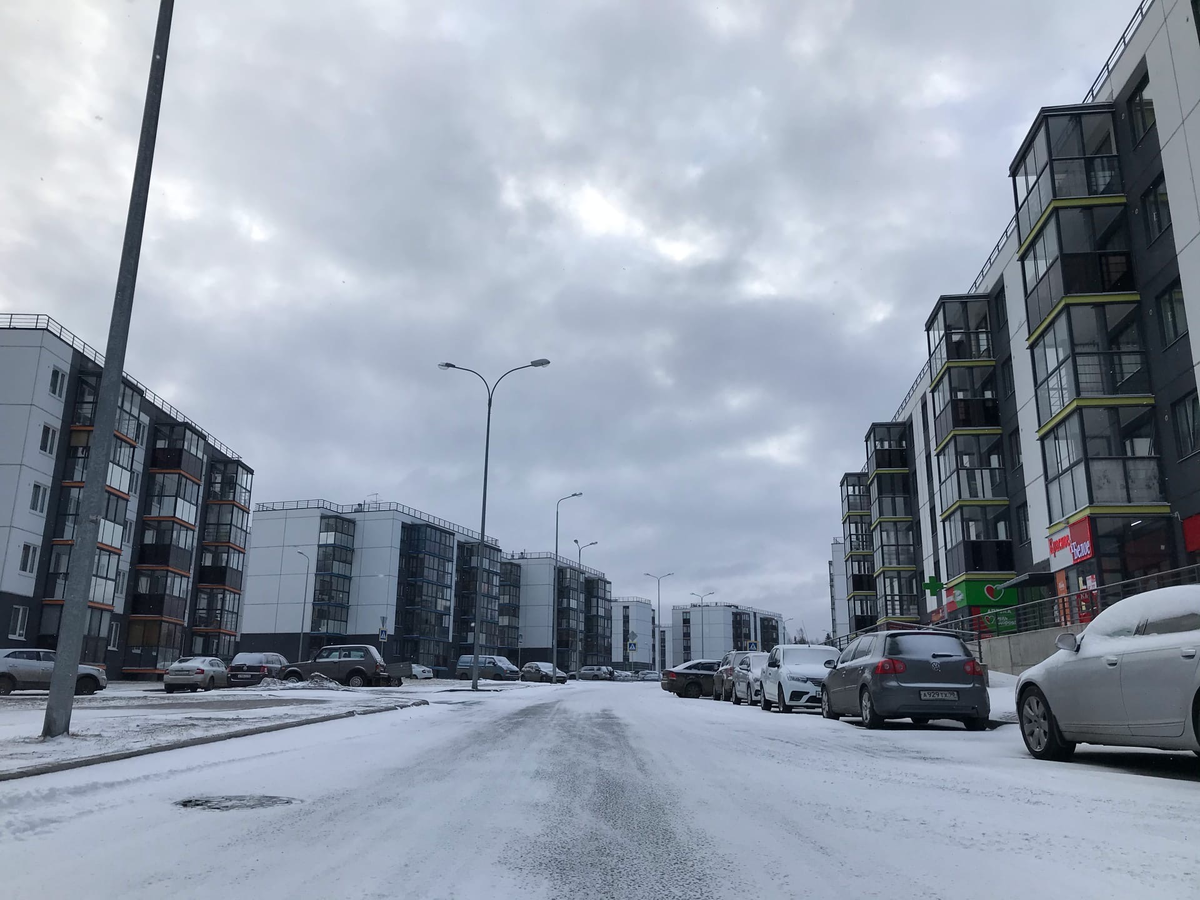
[195,668,205,675]
[259,666,269,674]
[964,659,983,676]
[668,671,676,679]
[376,662,386,672]
[874,658,907,675]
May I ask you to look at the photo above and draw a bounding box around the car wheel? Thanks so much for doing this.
[859,688,884,729]
[0,674,15,695]
[724,685,733,702]
[684,682,702,699]
[760,688,772,712]
[458,673,469,680]
[75,677,98,696]
[777,686,791,714]
[347,672,366,688]
[1018,686,1075,761]
[821,690,838,720]
[964,717,988,732]
[205,677,215,692]
[732,686,742,706]
[190,684,200,692]
[285,673,302,683]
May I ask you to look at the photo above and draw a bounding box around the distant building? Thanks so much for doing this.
[504,552,612,674]
[612,597,655,671]
[658,624,673,670]
[670,602,783,663]
[829,539,850,641]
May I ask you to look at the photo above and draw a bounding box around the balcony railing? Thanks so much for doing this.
[1088,457,1164,504]
[1026,253,1134,332]
[841,495,870,515]
[934,398,1000,445]
[867,447,909,474]
[945,540,1014,580]
[1075,351,1149,396]
[938,467,1007,510]
[1017,155,1122,243]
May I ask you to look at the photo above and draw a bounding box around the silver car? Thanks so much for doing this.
[164,657,229,692]
[0,648,108,695]
[1017,585,1200,761]
[731,652,769,705]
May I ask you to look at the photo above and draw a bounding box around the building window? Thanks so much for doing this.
[49,367,66,399]
[993,288,1007,332]
[18,543,38,574]
[130,471,141,496]
[1159,281,1189,345]
[1174,392,1200,458]
[1009,429,1023,470]
[8,605,29,640]
[39,424,58,456]
[107,621,121,650]
[1129,75,1156,145]
[1016,504,1030,546]
[1000,356,1015,397]
[29,482,48,515]
[1142,174,1172,242]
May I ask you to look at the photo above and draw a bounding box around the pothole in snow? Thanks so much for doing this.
[175,795,299,811]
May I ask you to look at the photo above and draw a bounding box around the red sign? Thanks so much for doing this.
[1184,514,1200,553]
[1048,518,1094,571]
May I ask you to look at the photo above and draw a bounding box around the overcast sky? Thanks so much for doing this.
[1,0,1140,638]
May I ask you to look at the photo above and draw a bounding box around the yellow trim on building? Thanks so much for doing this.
[1036,396,1156,438]
[934,427,1002,455]
[843,549,873,560]
[873,565,917,577]
[867,467,909,485]
[930,358,995,389]
[1026,293,1142,346]
[870,516,913,529]
[1017,195,1127,258]
[938,498,1009,521]
[840,509,870,523]
[1046,504,1173,533]
[847,590,876,598]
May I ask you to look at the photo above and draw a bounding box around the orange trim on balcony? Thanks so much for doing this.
[38,600,114,611]
[62,481,85,488]
[207,498,252,514]
[70,425,94,432]
[97,542,122,555]
[51,539,74,546]
[200,540,246,552]
[114,430,137,447]
[127,614,187,626]
[196,583,242,594]
[191,627,238,636]
[143,516,197,529]
[148,467,202,486]
[105,485,130,501]
[134,563,192,577]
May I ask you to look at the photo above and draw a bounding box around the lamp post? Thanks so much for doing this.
[553,492,582,678]
[691,591,715,603]
[645,572,673,671]
[573,539,597,670]
[296,550,312,663]
[440,358,550,690]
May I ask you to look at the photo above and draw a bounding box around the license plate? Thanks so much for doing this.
[232,674,252,680]
[920,690,958,701]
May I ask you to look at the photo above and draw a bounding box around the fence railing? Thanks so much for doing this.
[254,498,495,543]
[501,551,605,579]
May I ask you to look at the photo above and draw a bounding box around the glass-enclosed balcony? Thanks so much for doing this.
[866,423,909,475]
[840,472,870,518]
[926,294,992,376]
[1012,106,1121,245]
[938,467,1007,511]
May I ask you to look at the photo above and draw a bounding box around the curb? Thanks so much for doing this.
[0,701,427,783]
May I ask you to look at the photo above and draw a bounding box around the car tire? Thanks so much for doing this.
[821,690,838,720]
[205,677,215,692]
[0,674,15,696]
[1018,686,1075,761]
[347,672,366,688]
[910,717,930,726]
[777,686,791,714]
[732,686,742,706]
[760,689,772,712]
[859,688,884,729]
[964,717,988,732]
[164,685,176,694]
[285,673,302,683]
[75,677,98,696]
[684,682,702,699]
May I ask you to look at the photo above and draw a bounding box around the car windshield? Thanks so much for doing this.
[231,653,266,665]
[780,647,837,665]
[886,634,967,657]
[174,658,199,665]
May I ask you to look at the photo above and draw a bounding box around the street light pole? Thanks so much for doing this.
[691,591,715,603]
[296,550,312,663]
[553,492,581,679]
[645,572,673,671]
[43,0,176,738]
[573,539,596,671]
[440,359,550,691]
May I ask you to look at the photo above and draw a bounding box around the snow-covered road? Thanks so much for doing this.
[2,682,1198,899]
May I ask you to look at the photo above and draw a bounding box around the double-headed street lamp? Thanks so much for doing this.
[553,492,582,676]
[574,539,597,671]
[691,591,715,603]
[645,571,673,670]
[440,358,550,690]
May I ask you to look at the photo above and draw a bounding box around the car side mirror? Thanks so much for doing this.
[1055,632,1079,653]
[823,658,836,669]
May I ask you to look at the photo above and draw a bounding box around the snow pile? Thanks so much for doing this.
[987,670,1018,722]
[261,674,354,692]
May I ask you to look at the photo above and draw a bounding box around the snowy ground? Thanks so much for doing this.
[2,681,1199,899]
[0,678,523,774]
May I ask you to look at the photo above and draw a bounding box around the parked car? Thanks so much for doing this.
[227,652,288,687]
[731,651,769,705]
[1017,586,1200,761]
[662,659,720,698]
[281,645,391,687]
[759,644,838,712]
[614,670,635,681]
[0,649,107,695]
[409,663,434,680]
[639,670,660,682]
[822,631,988,729]
[713,650,752,701]
[521,661,567,683]
[164,657,229,692]
[580,665,614,681]
[454,655,521,681]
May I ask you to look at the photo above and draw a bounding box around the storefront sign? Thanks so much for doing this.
[1048,518,1094,571]
[942,580,1017,610]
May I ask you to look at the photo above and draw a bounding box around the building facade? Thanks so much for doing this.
[670,602,783,664]
[829,539,850,641]
[658,623,672,670]
[504,552,612,674]
[241,500,498,674]
[832,0,1200,641]
[0,314,252,675]
[612,596,655,671]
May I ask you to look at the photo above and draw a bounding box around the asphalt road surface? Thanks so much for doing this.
[2,682,1199,899]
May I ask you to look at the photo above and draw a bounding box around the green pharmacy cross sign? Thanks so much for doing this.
[921,577,943,597]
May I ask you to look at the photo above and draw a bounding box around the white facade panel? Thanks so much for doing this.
[612,598,654,667]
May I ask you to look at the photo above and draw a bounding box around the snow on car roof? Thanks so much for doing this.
[1085,584,1200,633]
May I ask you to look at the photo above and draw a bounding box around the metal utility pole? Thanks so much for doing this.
[440,359,550,690]
[574,539,596,671]
[645,571,672,670]
[552,492,581,678]
[43,0,175,738]
[296,550,312,662]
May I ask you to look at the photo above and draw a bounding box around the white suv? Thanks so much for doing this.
[759,644,838,713]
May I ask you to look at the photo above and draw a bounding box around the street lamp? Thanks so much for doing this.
[645,571,673,671]
[691,591,715,603]
[573,540,597,671]
[440,358,550,690]
[296,550,312,663]
[553,492,582,678]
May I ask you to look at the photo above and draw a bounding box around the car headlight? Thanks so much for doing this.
[785,673,809,683]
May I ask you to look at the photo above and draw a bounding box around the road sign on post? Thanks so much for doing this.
[627,642,636,652]
[748,641,758,651]
[379,629,387,642]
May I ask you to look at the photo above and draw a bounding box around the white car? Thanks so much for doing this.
[759,644,839,713]
[164,657,229,692]
[1017,585,1200,761]
[0,649,108,695]
[409,663,434,680]
[731,651,769,705]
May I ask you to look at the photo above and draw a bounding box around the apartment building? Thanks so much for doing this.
[612,596,655,672]
[833,0,1200,640]
[670,602,783,664]
[0,314,252,674]
[504,551,612,674]
[658,624,673,670]
[241,499,499,673]
[828,539,850,642]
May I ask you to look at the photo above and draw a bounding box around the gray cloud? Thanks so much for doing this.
[1,0,1138,636]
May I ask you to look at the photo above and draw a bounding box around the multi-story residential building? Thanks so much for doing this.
[504,551,612,674]
[241,499,499,674]
[658,624,673,670]
[498,558,521,661]
[670,602,783,664]
[828,539,850,641]
[0,314,252,675]
[832,0,1200,642]
[612,596,655,671]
